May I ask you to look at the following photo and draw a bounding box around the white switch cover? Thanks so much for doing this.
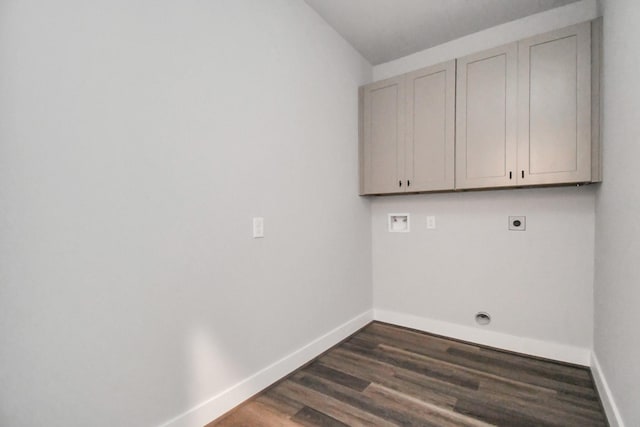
[253,217,264,238]
[426,216,436,229]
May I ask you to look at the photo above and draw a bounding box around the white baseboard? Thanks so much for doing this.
[159,308,601,427]
[158,310,373,427]
[374,309,591,366]
[591,352,625,427]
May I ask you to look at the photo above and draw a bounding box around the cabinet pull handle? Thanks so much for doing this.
[407,180,411,187]
[509,171,512,180]
[399,180,402,187]
[521,170,525,179]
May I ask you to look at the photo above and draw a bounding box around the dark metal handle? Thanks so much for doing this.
[522,170,525,179]
[399,180,402,187]
[509,171,512,180]
[407,180,411,187]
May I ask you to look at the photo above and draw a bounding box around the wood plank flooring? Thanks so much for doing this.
[207,322,608,426]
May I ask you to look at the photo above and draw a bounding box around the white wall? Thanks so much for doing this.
[0,1,372,426]
[374,0,599,80]
[373,188,595,356]
[371,0,599,362]
[594,0,640,425]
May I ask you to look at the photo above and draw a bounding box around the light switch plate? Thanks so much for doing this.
[253,217,264,238]
[509,216,526,231]
[426,216,436,229]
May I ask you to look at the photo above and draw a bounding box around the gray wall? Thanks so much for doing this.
[595,0,640,425]
[373,187,595,349]
[6,0,639,425]
[0,1,372,426]
[371,1,598,356]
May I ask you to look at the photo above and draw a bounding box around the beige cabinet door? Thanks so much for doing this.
[456,43,518,189]
[362,76,405,194]
[517,22,591,185]
[405,60,456,192]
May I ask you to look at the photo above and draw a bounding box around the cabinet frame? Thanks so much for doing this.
[361,75,405,195]
[359,19,601,196]
[360,61,455,195]
[517,21,592,185]
[455,43,518,189]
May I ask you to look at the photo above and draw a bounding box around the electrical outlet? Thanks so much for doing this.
[509,216,526,231]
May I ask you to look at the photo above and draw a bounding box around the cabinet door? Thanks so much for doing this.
[456,44,518,189]
[362,76,405,194]
[518,22,591,185]
[405,60,456,192]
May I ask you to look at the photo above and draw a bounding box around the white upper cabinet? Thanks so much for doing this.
[455,43,518,189]
[517,22,592,185]
[361,60,455,195]
[359,20,600,195]
[405,60,456,192]
[361,76,405,195]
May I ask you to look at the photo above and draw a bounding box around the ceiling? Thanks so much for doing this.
[304,0,581,65]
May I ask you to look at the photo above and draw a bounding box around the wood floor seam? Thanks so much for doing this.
[377,343,560,396]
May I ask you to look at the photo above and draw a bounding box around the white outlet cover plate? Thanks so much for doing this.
[509,216,526,231]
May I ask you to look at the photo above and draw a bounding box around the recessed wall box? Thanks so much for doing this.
[509,216,526,231]
[388,214,410,232]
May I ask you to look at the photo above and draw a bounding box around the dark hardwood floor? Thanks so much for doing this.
[208,322,608,426]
